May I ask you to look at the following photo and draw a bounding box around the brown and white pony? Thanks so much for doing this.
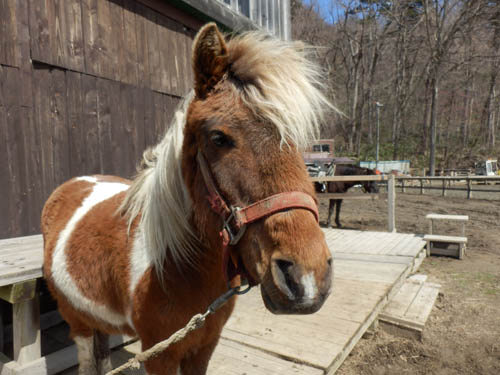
[42,24,333,375]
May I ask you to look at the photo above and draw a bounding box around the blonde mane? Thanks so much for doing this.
[121,31,334,281]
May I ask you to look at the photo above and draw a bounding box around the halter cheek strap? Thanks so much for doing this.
[197,151,319,287]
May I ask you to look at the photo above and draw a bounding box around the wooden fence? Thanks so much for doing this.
[310,175,396,232]
[396,176,500,199]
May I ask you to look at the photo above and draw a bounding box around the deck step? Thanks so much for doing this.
[379,274,441,340]
[425,214,469,222]
[423,234,467,243]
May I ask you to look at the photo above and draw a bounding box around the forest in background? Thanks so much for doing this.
[291,0,500,174]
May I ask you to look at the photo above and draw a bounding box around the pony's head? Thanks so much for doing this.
[180,24,333,314]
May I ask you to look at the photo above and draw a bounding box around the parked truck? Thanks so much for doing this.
[474,159,499,176]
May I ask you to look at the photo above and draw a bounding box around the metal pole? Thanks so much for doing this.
[375,102,383,171]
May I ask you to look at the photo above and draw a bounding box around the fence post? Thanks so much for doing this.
[467,178,472,199]
[442,179,446,197]
[401,179,405,193]
[388,175,396,232]
[420,179,424,195]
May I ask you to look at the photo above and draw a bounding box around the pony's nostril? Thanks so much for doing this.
[276,259,294,275]
[272,258,300,300]
[327,257,333,267]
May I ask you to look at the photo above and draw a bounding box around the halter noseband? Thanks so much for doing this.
[197,151,319,288]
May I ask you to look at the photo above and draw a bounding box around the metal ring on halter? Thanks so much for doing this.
[223,206,247,245]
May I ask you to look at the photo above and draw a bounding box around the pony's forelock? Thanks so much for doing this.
[227,32,337,149]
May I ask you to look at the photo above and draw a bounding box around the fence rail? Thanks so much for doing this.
[395,176,500,199]
[311,175,396,232]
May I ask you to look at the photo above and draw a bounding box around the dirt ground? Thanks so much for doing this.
[317,192,500,375]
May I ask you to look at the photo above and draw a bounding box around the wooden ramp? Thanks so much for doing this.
[90,229,426,375]
[379,274,441,340]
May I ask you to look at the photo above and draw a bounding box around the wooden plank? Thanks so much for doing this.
[425,214,469,221]
[81,74,100,174]
[142,88,156,147]
[0,279,37,304]
[334,259,407,284]
[145,7,162,92]
[96,77,114,174]
[157,14,174,94]
[423,234,467,243]
[118,83,144,177]
[135,3,151,89]
[81,0,99,76]
[13,294,41,365]
[175,23,190,96]
[405,282,440,322]
[66,71,101,176]
[109,81,127,177]
[311,175,389,182]
[14,0,32,107]
[108,0,126,82]
[54,0,84,71]
[0,0,20,66]
[50,68,71,188]
[121,0,139,86]
[0,66,28,238]
[28,0,50,65]
[0,234,42,247]
[32,66,54,213]
[95,0,115,80]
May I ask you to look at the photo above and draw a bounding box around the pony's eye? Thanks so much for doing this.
[210,131,233,148]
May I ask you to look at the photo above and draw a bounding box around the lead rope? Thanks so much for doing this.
[105,286,244,375]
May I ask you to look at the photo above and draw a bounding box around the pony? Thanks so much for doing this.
[41,23,333,375]
[316,165,379,228]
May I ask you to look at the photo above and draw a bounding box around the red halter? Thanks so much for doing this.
[197,151,319,287]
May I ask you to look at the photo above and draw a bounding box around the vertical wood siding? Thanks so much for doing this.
[0,0,195,238]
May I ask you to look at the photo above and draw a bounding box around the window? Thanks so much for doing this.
[321,144,330,152]
[312,145,321,152]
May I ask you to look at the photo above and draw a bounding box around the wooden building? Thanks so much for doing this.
[0,0,290,239]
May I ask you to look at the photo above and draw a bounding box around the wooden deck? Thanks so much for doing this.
[57,229,426,375]
[0,229,426,374]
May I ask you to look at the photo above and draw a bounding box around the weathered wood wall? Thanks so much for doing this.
[0,0,202,238]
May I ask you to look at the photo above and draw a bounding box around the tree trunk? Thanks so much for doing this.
[429,75,439,176]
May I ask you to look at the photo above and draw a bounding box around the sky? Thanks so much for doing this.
[303,0,345,24]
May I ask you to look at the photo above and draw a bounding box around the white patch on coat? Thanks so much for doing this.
[76,176,98,183]
[51,182,130,327]
[127,229,154,329]
[300,272,318,303]
[74,336,95,375]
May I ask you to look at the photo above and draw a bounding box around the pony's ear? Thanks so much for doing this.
[192,23,229,99]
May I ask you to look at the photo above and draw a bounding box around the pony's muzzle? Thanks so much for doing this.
[262,256,332,314]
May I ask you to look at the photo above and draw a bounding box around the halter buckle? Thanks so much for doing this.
[223,206,247,245]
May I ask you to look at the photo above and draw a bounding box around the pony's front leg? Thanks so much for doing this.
[73,332,112,375]
[141,342,183,375]
[180,337,219,375]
